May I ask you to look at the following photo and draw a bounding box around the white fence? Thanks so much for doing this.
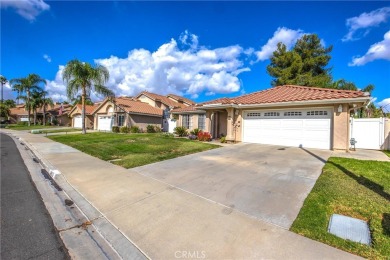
[350,117,388,150]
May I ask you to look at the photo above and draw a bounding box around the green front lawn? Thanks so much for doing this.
[48,132,219,168]
[291,157,390,259]
[383,150,390,158]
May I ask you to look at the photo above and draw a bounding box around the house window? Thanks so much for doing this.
[182,114,192,129]
[284,111,302,116]
[247,112,261,117]
[198,114,206,130]
[118,114,125,126]
[306,111,328,116]
[264,112,280,117]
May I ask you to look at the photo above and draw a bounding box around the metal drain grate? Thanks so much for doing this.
[328,214,371,245]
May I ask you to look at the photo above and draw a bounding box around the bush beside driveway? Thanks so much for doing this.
[48,132,219,168]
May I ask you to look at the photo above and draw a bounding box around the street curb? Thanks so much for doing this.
[4,131,147,260]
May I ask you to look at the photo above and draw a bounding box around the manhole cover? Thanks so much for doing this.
[328,214,371,245]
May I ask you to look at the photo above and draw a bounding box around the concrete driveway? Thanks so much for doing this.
[134,143,331,229]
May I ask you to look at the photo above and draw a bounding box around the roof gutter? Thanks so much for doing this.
[171,110,206,114]
[198,97,370,110]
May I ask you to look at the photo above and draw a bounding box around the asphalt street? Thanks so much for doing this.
[1,133,69,259]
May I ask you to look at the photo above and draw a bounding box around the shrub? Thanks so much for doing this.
[174,126,188,137]
[154,126,162,133]
[120,126,130,133]
[188,134,197,140]
[190,128,201,136]
[146,124,156,133]
[161,132,174,138]
[220,136,227,143]
[198,131,212,141]
[130,125,140,133]
[17,121,28,125]
[112,126,120,133]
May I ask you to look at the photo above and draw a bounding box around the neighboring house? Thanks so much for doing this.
[92,97,163,131]
[172,85,371,150]
[45,104,72,126]
[9,103,71,125]
[69,104,96,129]
[136,91,194,132]
[9,105,30,123]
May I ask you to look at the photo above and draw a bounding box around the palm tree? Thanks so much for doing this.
[30,90,43,125]
[40,91,54,125]
[10,74,46,126]
[0,75,7,103]
[62,60,113,134]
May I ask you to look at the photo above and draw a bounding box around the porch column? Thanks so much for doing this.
[225,107,234,141]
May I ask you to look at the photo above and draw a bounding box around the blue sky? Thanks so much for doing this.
[1,1,389,110]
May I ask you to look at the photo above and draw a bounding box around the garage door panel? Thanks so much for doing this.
[98,116,113,131]
[74,116,82,128]
[281,120,303,128]
[243,109,331,149]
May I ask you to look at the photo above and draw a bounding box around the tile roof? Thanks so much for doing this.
[167,94,195,105]
[137,91,187,108]
[114,97,163,116]
[201,85,368,106]
[9,107,28,116]
[74,104,98,115]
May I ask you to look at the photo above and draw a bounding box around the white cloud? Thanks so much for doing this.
[43,54,51,63]
[1,0,50,21]
[343,7,390,42]
[255,27,304,61]
[377,98,390,112]
[349,30,390,66]
[1,82,15,100]
[45,32,250,102]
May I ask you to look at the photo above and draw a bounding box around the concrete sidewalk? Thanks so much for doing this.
[2,129,362,259]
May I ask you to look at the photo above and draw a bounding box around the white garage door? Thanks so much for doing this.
[243,109,332,149]
[74,116,82,128]
[98,116,113,131]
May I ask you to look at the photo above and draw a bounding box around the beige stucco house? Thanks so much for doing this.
[136,91,194,132]
[91,97,163,131]
[173,85,372,150]
[69,104,96,129]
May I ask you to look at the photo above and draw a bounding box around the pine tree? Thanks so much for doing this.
[267,34,333,87]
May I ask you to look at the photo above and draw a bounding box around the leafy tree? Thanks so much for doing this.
[0,103,10,118]
[267,34,333,87]
[40,91,54,125]
[71,95,94,106]
[3,99,16,108]
[0,75,7,103]
[10,74,46,126]
[62,59,113,134]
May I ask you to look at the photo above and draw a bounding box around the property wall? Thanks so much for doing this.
[129,114,162,131]
[383,118,390,150]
